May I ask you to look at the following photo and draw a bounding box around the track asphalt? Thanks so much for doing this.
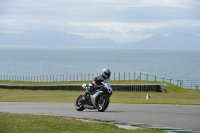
[0,102,199,132]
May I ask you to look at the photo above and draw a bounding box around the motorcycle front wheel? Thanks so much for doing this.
[75,95,85,111]
[96,95,109,112]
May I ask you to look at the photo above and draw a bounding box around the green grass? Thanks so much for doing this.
[0,112,165,133]
[0,89,199,105]
[0,80,200,105]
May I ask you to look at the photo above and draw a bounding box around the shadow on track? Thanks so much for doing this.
[83,110,125,113]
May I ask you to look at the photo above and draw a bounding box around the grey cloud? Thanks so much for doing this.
[126,20,200,35]
[1,0,200,43]
[1,0,199,22]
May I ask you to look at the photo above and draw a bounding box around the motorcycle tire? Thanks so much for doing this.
[75,95,85,111]
[96,95,109,112]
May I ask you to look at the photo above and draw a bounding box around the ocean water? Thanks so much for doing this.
[0,46,200,81]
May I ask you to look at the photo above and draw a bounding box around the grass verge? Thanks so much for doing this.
[0,80,200,105]
[0,89,199,105]
[0,112,165,133]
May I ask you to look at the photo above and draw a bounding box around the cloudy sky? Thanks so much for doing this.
[0,0,200,43]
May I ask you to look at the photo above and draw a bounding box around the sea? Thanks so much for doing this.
[0,45,200,82]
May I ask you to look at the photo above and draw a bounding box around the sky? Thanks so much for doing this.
[0,0,200,43]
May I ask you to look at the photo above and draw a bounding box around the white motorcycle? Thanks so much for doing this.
[75,81,113,112]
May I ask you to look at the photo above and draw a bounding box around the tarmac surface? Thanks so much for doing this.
[0,102,200,132]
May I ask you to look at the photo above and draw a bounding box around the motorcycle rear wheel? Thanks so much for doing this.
[75,95,85,111]
[96,95,109,112]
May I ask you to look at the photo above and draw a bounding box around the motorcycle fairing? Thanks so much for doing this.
[90,90,103,109]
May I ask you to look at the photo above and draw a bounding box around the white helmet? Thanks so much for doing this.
[102,69,111,79]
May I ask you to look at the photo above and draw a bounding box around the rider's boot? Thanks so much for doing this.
[82,92,86,101]
[82,86,92,103]
[81,92,88,104]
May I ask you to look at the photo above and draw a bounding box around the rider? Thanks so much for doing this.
[82,68,111,101]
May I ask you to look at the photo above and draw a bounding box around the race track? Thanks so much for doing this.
[0,102,199,132]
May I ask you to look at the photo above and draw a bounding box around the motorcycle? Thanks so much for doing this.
[75,81,113,112]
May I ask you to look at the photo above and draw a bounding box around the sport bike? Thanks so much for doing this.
[75,81,112,112]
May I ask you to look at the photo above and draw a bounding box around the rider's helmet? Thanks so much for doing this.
[102,69,111,79]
